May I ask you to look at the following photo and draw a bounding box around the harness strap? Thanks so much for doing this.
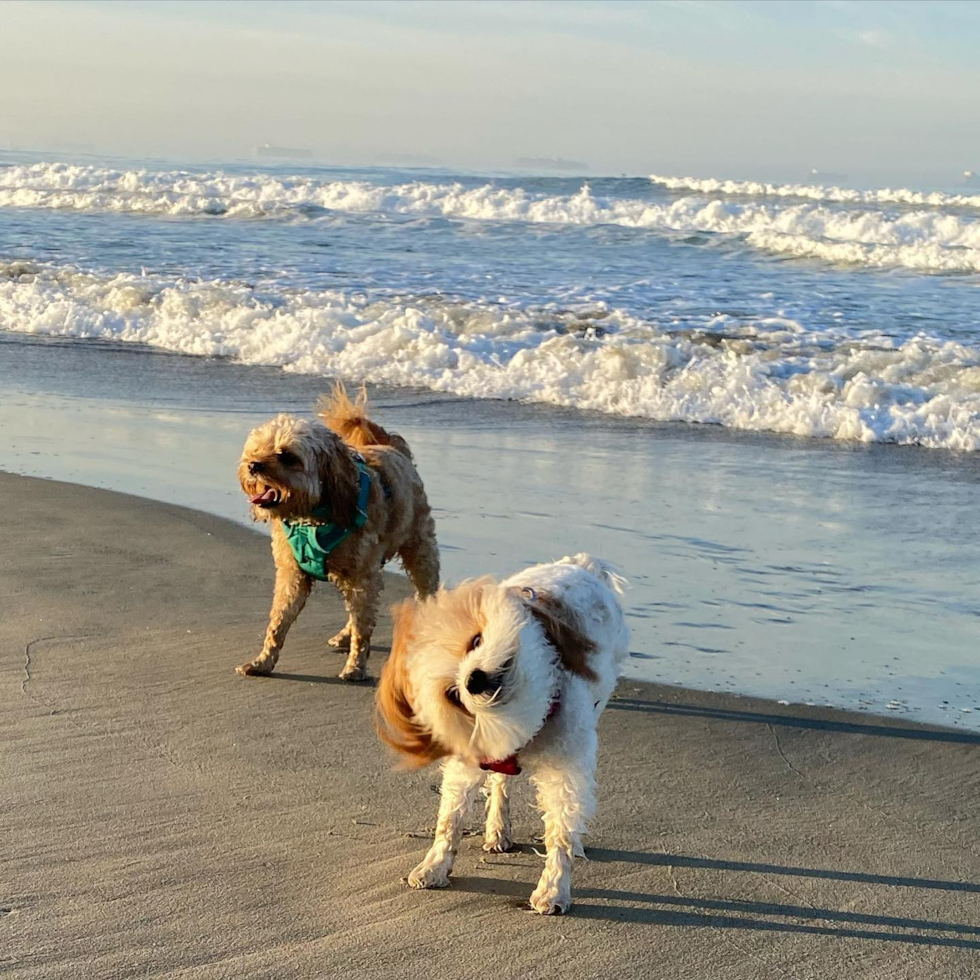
[282,457,373,581]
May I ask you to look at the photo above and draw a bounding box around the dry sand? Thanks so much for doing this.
[3,472,979,979]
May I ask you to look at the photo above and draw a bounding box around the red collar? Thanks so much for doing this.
[479,696,561,776]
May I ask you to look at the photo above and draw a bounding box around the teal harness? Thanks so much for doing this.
[282,457,373,581]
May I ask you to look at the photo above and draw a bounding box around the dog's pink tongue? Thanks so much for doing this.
[480,755,521,776]
[249,488,278,505]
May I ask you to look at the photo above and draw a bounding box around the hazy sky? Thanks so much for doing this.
[4,0,979,180]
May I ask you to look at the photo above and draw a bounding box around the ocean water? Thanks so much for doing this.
[3,156,980,448]
[1,154,978,727]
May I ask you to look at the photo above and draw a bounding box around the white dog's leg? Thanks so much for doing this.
[482,772,513,852]
[407,757,484,889]
[528,760,596,915]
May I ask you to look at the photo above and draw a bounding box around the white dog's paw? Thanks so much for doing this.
[338,662,367,682]
[406,862,451,889]
[528,883,571,915]
[482,833,514,853]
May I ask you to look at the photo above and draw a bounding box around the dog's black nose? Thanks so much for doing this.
[248,460,265,475]
[466,669,497,696]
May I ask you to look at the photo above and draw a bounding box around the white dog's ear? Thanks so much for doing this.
[376,599,449,769]
[522,591,598,682]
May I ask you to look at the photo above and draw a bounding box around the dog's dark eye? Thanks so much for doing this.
[445,687,463,709]
[468,633,483,652]
[276,450,299,466]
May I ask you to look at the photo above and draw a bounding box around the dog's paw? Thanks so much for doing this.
[482,834,514,853]
[236,660,274,677]
[338,663,367,682]
[528,884,571,916]
[406,863,451,889]
[327,631,351,651]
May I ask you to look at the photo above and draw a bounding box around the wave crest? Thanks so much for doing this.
[4,163,980,274]
[649,172,980,210]
[3,259,980,450]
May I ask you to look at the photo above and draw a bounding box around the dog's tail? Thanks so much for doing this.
[558,553,629,595]
[316,383,413,458]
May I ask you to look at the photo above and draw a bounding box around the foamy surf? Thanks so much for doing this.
[649,172,980,210]
[4,163,980,274]
[4,259,980,451]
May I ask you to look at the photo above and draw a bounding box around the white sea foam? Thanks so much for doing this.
[4,163,980,274]
[4,259,980,450]
[649,172,980,210]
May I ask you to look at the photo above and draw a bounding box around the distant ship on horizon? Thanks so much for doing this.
[255,143,313,160]
[514,156,589,172]
[808,168,847,183]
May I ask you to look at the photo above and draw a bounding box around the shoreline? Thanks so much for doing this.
[7,466,980,740]
[8,468,976,740]
[2,332,979,729]
[4,472,979,977]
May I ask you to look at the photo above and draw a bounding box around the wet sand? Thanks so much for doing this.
[3,472,979,978]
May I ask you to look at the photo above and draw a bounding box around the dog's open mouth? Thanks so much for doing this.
[249,487,281,508]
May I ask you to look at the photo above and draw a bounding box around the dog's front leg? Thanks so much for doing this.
[407,757,484,889]
[528,760,596,915]
[482,772,513,852]
[237,548,311,677]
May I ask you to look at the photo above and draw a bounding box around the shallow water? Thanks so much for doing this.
[2,331,977,729]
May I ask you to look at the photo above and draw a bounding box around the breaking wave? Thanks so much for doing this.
[3,163,980,274]
[649,172,980,210]
[3,259,980,450]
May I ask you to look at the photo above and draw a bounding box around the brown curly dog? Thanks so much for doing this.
[236,385,439,681]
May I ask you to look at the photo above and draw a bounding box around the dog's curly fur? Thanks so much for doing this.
[236,384,440,681]
[376,554,629,914]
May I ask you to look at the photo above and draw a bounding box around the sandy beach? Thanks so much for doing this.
[3,470,979,978]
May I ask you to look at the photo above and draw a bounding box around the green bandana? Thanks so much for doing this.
[282,458,372,580]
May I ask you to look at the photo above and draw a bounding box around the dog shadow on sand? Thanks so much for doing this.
[254,644,391,686]
[607,696,980,746]
[451,848,980,948]
[265,663,979,947]
[455,694,979,944]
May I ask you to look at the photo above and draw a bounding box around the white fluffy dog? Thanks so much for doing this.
[376,554,629,915]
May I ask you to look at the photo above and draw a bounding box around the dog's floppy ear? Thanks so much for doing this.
[376,599,449,769]
[314,428,359,525]
[523,591,598,682]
